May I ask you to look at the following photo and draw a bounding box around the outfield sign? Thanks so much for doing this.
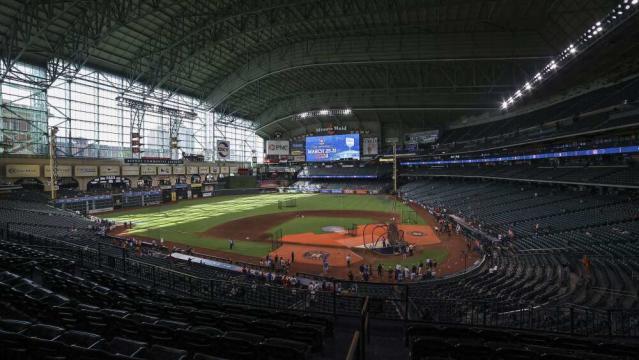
[75,165,98,177]
[100,165,120,176]
[124,158,183,164]
[404,130,439,144]
[121,166,140,176]
[217,140,230,159]
[140,165,157,175]
[187,166,199,174]
[363,137,379,155]
[44,165,72,177]
[198,166,210,174]
[266,140,290,155]
[6,164,40,178]
[173,166,186,175]
[158,166,172,175]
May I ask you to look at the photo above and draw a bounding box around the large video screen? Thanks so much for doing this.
[305,134,360,162]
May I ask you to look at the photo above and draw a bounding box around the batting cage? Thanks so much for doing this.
[271,228,283,250]
[277,198,298,209]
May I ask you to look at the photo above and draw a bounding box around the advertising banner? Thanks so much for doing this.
[187,166,199,174]
[343,189,355,194]
[74,165,98,177]
[355,189,369,195]
[198,166,209,174]
[291,155,305,162]
[6,164,40,178]
[220,166,229,174]
[404,130,439,144]
[158,166,172,175]
[210,166,220,174]
[140,166,157,175]
[363,137,379,155]
[100,165,120,176]
[229,166,239,174]
[121,166,140,176]
[266,140,290,155]
[44,165,72,177]
[305,133,360,162]
[217,140,230,159]
[172,166,186,175]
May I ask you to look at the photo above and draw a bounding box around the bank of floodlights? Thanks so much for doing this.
[295,108,353,120]
[500,0,638,111]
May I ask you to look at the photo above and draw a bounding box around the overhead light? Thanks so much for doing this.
[319,109,329,115]
[300,112,308,118]
[344,108,352,115]
[496,0,638,112]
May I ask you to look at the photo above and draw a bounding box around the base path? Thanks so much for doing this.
[202,210,397,241]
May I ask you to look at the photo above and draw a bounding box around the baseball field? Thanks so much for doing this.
[98,193,469,277]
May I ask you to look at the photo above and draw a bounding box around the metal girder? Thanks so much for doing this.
[203,31,552,111]
[255,89,501,133]
[1,0,160,86]
[227,58,545,116]
[125,0,322,95]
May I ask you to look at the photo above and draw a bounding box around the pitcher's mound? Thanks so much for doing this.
[321,226,346,233]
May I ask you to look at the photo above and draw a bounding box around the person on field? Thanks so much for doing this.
[346,254,352,267]
[228,239,234,250]
[291,251,295,263]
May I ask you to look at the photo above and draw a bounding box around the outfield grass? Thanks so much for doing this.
[273,216,378,235]
[100,193,422,257]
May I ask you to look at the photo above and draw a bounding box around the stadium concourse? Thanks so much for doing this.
[2,1,639,360]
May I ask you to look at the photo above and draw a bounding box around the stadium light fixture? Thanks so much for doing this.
[295,108,353,120]
[498,0,638,111]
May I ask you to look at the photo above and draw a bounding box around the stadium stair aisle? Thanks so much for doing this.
[366,319,409,360]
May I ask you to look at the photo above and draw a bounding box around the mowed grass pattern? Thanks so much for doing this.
[274,216,378,235]
[100,194,423,257]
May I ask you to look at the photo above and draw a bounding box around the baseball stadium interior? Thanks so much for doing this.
[1,1,639,359]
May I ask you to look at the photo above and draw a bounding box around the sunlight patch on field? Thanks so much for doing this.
[103,193,314,233]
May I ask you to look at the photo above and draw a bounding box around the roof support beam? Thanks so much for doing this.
[254,89,500,133]
[204,32,552,110]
